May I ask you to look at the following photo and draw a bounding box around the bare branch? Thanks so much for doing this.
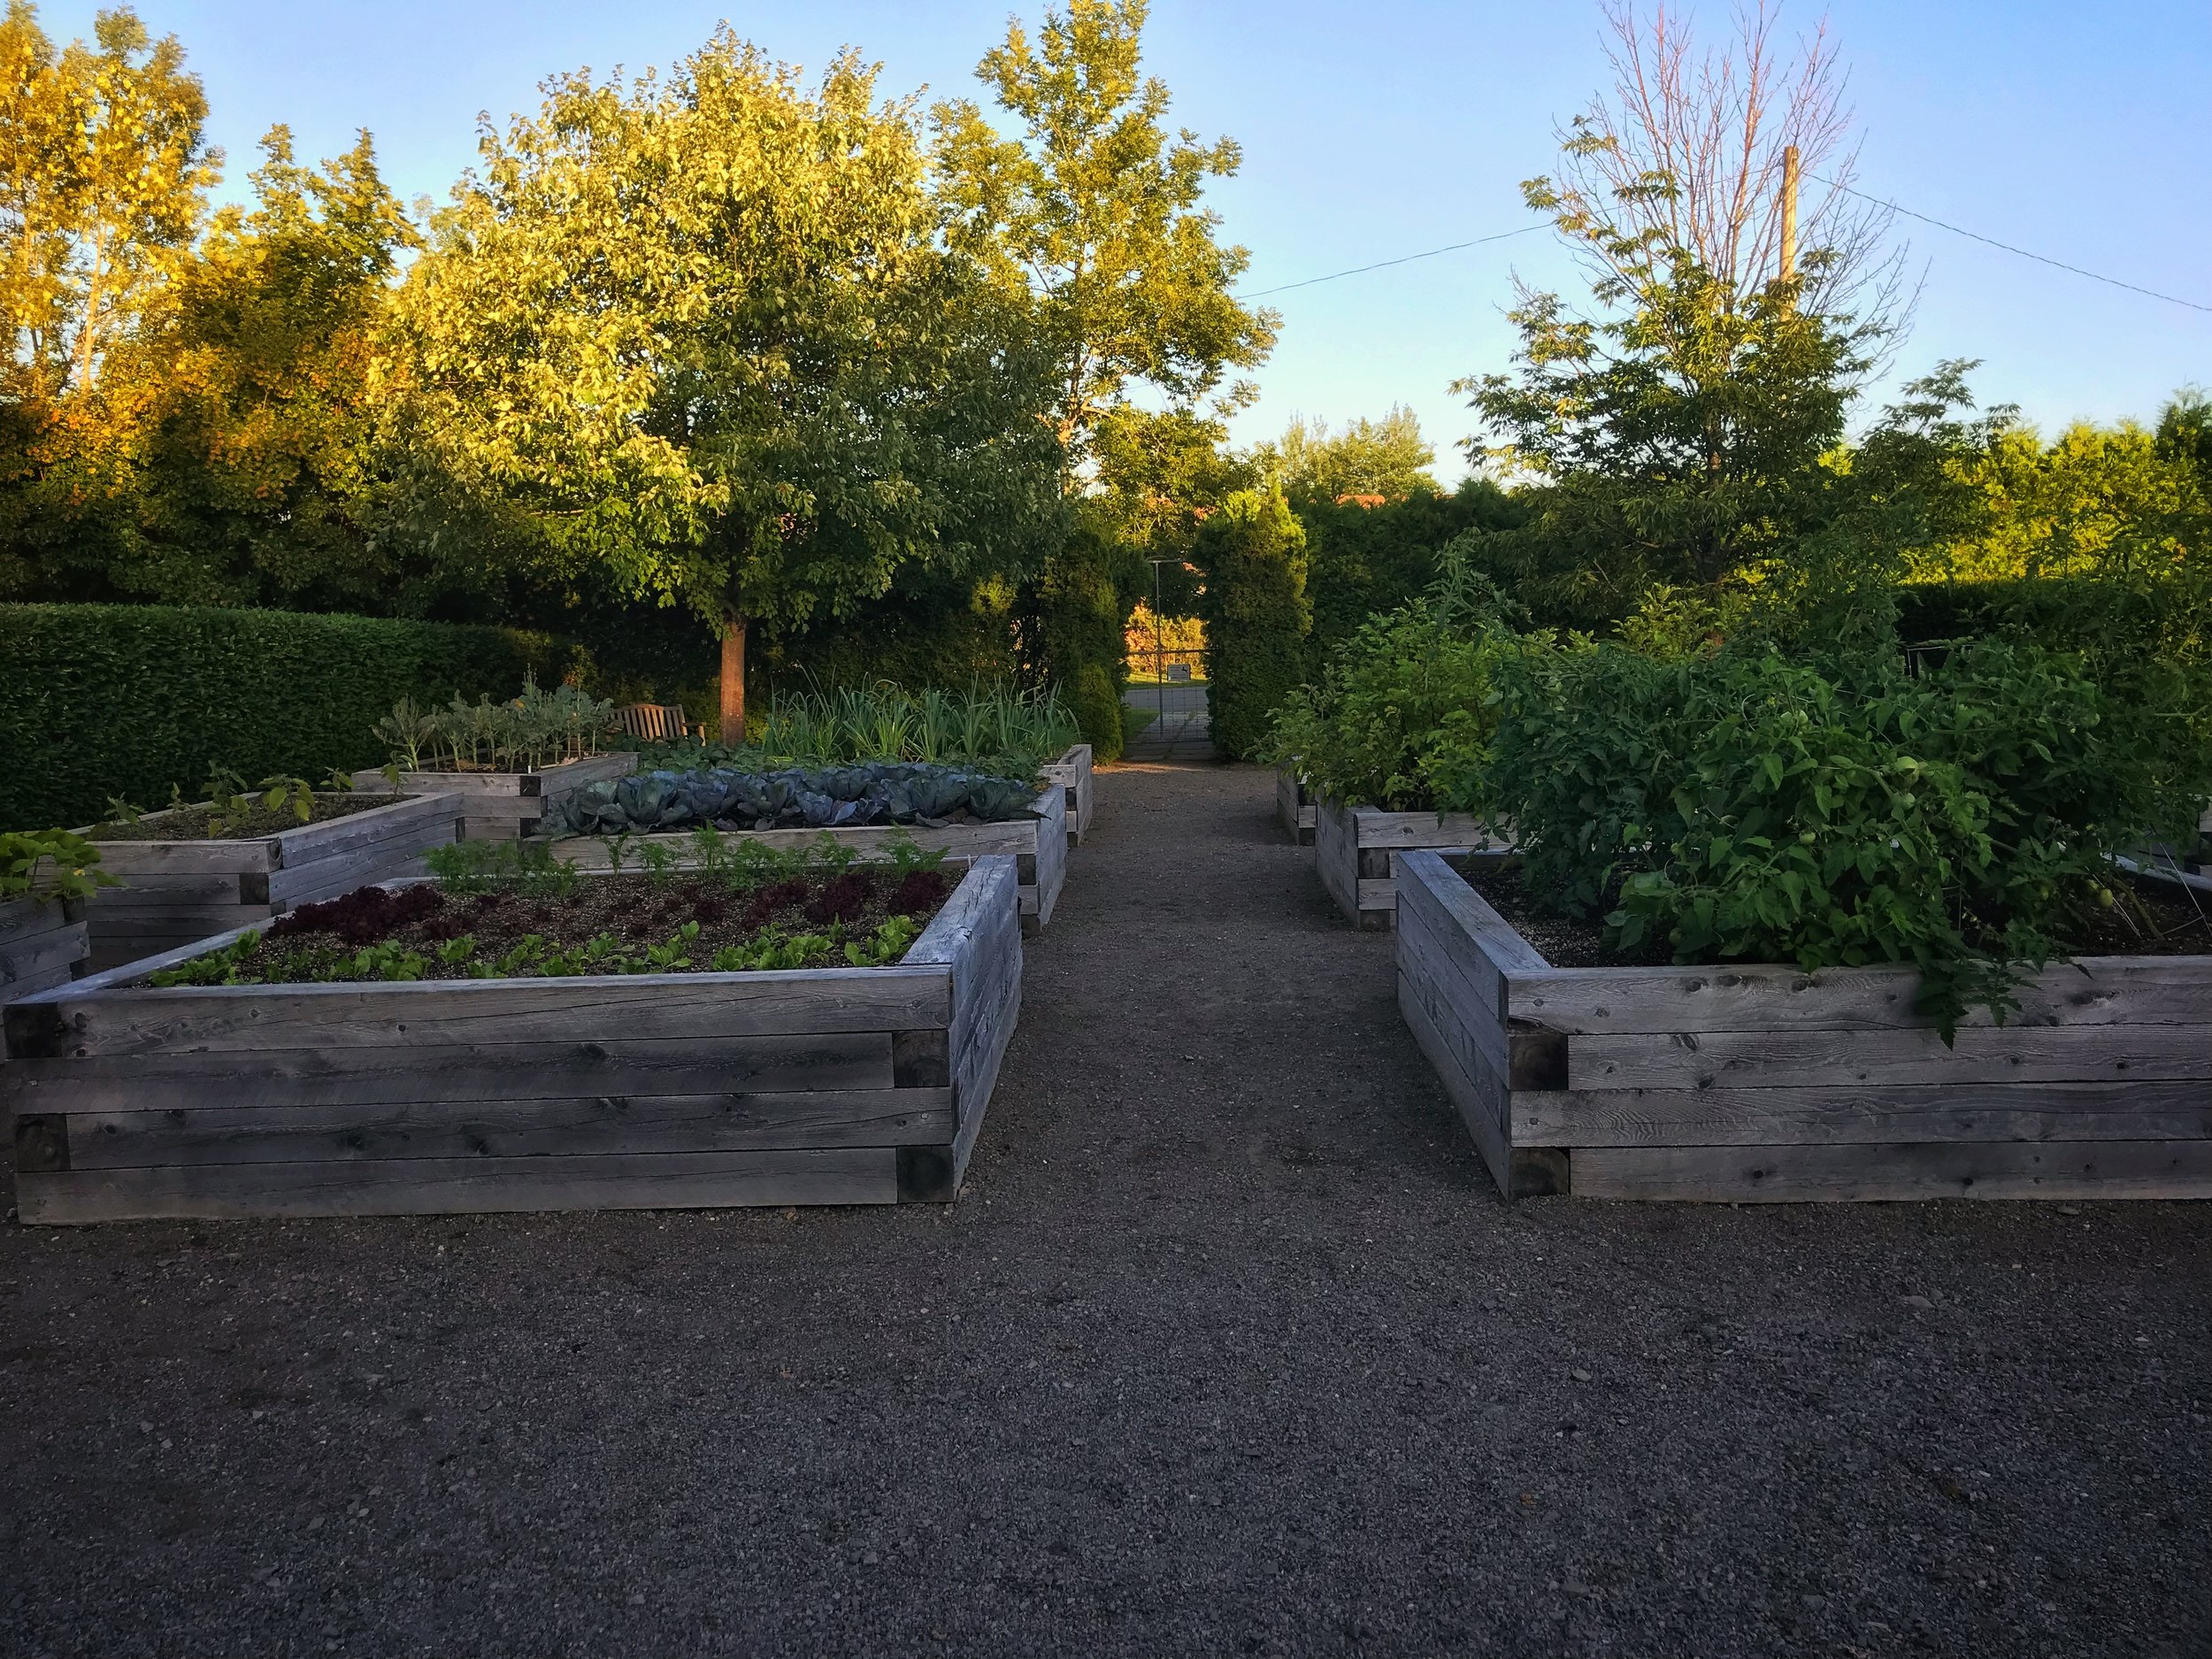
[1540,0,1910,352]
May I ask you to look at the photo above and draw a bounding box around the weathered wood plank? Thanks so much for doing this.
[0,959,83,1012]
[1317,800,1504,927]
[53,1089,956,1167]
[1353,810,1500,850]
[1041,743,1094,843]
[1275,770,1316,844]
[1569,1022,2212,1091]
[0,895,86,938]
[18,1147,898,1223]
[1398,970,1514,1195]
[82,870,250,902]
[1510,955,2212,1035]
[1571,1140,2212,1202]
[4,1032,902,1109]
[1315,797,1360,922]
[1396,852,1545,1026]
[1396,883,1510,1082]
[906,854,1018,969]
[268,793,463,866]
[0,918,90,987]
[84,897,273,931]
[1028,787,1067,933]
[949,961,1021,1189]
[1514,1079,2212,1147]
[10,972,944,1058]
[918,853,1023,1189]
[73,839,277,877]
[357,751,637,802]
[265,820,460,905]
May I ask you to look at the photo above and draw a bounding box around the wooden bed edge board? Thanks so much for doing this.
[906,856,1020,965]
[8,857,1010,1021]
[1395,851,1551,977]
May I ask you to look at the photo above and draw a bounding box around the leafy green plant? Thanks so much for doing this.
[424,838,580,898]
[1265,603,1523,810]
[845,912,920,966]
[149,929,264,987]
[638,841,678,887]
[0,829,119,903]
[376,677,620,774]
[257,776,318,826]
[200,765,255,835]
[1481,638,2212,1032]
[636,680,1082,775]
[886,832,948,877]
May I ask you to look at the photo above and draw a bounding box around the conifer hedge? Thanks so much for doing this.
[1199,491,1310,761]
[0,603,566,831]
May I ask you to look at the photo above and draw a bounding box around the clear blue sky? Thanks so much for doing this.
[39,0,2212,479]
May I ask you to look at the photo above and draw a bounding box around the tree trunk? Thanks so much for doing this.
[718,615,748,742]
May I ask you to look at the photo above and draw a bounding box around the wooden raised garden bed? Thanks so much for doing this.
[355,751,637,841]
[1276,771,1316,846]
[1394,849,2212,1202]
[1316,796,1507,931]
[2,896,91,1008]
[4,856,1025,1223]
[1041,743,1095,845]
[74,794,465,972]
[548,785,1068,935]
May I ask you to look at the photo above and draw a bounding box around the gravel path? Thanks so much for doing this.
[4,762,2208,1657]
[1122,681,1212,761]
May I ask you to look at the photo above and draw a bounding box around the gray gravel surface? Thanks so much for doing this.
[4,762,2208,1657]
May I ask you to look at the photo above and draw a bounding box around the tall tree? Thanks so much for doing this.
[1531,0,1907,337]
[388,31,1064,733]
[933,0,1275,749]
[0,4,219,400]
[1459,255,1863,608]
[27,127,420,608]
[1259,405,1437,504]
[933,0,1279,482]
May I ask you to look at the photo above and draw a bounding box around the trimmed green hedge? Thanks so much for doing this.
[1040,518,1132,763]
[0,603,568,832]
[1200,491,1310,761]
[1298,479,1525,658]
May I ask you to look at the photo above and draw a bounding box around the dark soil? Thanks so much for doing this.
[88,793,401,843]
[186,867,953,982]
[4,764,2208,1658]
[1458,855,2212,968]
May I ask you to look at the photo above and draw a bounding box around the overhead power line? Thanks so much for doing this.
[1234,224,1546,301]
[1235,181,2211,317]
[1812,173,2212,316]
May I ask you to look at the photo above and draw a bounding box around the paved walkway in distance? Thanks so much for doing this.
[1122,680,1211,760]
[3,764,2208,1657]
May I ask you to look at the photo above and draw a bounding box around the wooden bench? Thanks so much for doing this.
[616,704,703,742]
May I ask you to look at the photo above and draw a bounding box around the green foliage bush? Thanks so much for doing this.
[1199,490,1310,761]
[1297,480,1525,658]
[1897,573,2211,676]
[0,603,566,832]
[634,682,1079,776]
[1265,603,1517,810]
[1478,640,2212,1030]
[1038,518,1132,762]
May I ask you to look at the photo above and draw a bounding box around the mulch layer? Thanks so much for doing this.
[3,763,2207,1658]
